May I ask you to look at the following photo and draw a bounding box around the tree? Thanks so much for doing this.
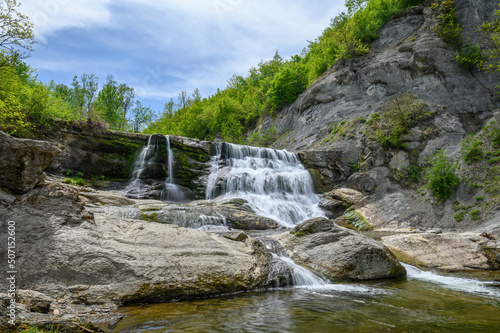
[96,75,122,128]
[0,0,35,64]
[80,73,99,121]
[162,97,175,118]
[117,83,135,130]
[129,100,155,132]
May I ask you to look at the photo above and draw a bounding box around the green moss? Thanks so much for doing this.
[139,212,160,223]
[344,209,372,231]
[292,228,315,237]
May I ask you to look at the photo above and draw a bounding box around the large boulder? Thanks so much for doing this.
[0,182,273,309]
[382,233,500,271]
[272,217,406,280]
[0,131,60,194]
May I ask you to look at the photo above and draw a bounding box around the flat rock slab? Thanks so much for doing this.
[381,233,500,271]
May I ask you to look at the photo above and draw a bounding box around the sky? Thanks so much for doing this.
[19,0,345,112]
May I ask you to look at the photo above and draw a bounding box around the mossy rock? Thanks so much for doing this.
[343,209,373,231]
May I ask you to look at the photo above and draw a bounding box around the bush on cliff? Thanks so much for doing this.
[424,149,460,200]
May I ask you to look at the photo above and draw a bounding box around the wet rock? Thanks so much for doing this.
[0,131,60,194]
[273,217,406,280]
[381,233,500,271]
[216,203,282,230]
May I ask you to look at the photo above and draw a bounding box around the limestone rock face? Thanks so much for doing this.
[382,233,500,271]
[0,183,272,307]
[0,131,60,194]
[272,217,406,280]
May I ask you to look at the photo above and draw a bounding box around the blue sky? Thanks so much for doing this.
[20,0,345,112]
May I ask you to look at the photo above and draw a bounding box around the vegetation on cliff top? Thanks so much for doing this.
[145,0,426,142]
[1,0,499,144]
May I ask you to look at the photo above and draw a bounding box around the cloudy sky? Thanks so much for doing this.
[20,0,345,112]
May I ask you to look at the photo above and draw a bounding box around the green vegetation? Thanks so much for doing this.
[63,176,86,187]
[365,92,432,149]
[470,209,480,220]
[461,134,484,164]
[477,4,500,85]
[431,0,462,47]
[146,0,425,143]
[454,211,464,221]
[424,149,460,200]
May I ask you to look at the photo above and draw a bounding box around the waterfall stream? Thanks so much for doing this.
[161,135,185,202]
[121,135,159,199]
[206,142,324,227]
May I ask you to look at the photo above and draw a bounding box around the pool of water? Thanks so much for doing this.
[109,268,500,333]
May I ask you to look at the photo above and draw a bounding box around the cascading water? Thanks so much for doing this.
[402,263,500,298]
[161,135,185,202]
[122,135,159,198]
[206,142,324,227]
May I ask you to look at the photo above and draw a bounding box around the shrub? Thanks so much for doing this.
[470,209,480,220]
[456,40,484,69]
[454,211,464,221]
[424,150,460,200]
[461,134,484,163]
[367,92,431,149]
[431,0,463,47]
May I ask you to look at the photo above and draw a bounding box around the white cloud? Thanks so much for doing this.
[20,0,113,42]
[20,0,346,109]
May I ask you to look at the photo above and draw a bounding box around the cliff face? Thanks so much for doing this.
[263,1,499,153]
[254,1,500,238]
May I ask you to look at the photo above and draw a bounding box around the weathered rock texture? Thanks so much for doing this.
[45,122,214,198]
[265,2,499,153]
[272,218,406,280]
[47,121,147,180]
[0,131,61,194]
[256,1,500,238]
[382,232,500,271]
[0,182,273,309]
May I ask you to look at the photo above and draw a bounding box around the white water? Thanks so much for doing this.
[122,136,159,198]
[402,263,500,298]
[206,142,324,227]
[161,135,185,202]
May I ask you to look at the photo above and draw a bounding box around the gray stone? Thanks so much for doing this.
[382,233,500,271]
[0,183,273,307]
[325,188,365,207]
[273,217,406,280]
[0,131,61,194]
[318,197,347,220]
[346,172,376,194]
[389,151,409,170]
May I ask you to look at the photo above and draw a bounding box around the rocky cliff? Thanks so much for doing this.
[253,0,500,241]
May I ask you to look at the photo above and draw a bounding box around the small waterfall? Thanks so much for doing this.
[206,142,324,227]
[259,237,327,288]
[122,136,160,198]
[161,135,185,202]
[402,263,500,298]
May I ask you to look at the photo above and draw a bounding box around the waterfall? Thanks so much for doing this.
[161,135,185,202]
[206,142,324,227]
[259,237,327,287]
[122,136,160,198]
[402,263,500,298]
